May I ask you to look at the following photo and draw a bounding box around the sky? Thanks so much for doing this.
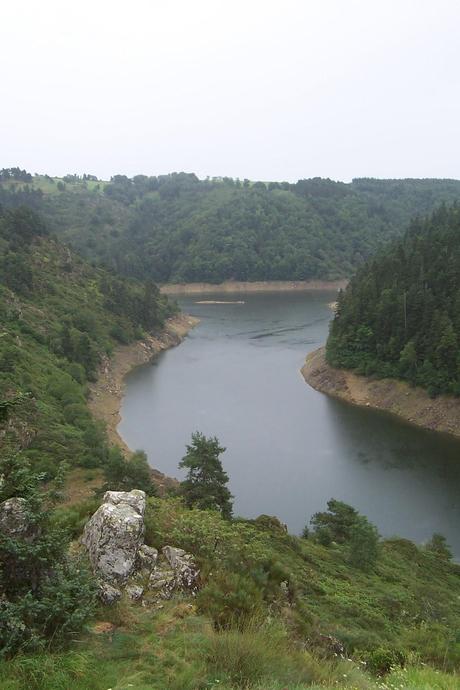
[2,0,460,182]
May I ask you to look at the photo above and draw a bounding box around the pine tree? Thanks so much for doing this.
[179,432,233,519]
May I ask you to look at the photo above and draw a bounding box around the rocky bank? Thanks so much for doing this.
[302,346,460,438]
[161,279,347,295]
[88,314,198,491]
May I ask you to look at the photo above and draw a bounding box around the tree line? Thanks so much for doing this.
[2,170,460,284]
[327,204,460,396]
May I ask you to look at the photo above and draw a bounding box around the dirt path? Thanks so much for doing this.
[302,347,460,438]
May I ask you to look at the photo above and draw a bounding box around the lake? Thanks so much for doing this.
[119,291,460,556]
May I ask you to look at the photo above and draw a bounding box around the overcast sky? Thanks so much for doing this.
[2,0,460,182]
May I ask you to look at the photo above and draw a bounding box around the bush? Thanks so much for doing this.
[348,515,379,571]
[363,646,407,676]
[0,452,97,656]
[310,499,358,543]
[197,572,265,629]
[101,448,157,496]
[425,533,453,561]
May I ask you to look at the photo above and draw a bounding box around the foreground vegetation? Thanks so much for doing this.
[2,416,459,688]
[1,486,459,689]
[2,168,460,283]
[327,204,460,396]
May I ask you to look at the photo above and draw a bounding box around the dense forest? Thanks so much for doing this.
[2,169,460,283]
[327,204,460,396]
[0,204,175,475]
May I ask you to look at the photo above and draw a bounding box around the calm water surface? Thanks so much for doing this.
[119,291,460,556]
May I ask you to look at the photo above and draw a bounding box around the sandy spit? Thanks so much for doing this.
[302,347,460,439]
[161,279,347,295]
[88,314,199,491]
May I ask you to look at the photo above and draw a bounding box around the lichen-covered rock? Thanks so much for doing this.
[162,546,187,569]
[81,489,200,606]
[81,490,146,583]
[146,546,200,599]
[162,545,200,593]
[99,582,122,604]
[137,544,158,573]
[0,497,36,540]
[104,490,146,517]
[126,584,144,601]
[148,565,176,598]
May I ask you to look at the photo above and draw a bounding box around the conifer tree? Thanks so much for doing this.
[179,432,233,519]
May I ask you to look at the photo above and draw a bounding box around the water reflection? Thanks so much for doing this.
[120,291,460,556]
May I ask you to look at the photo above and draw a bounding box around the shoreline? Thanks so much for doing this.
[88,313,199,490]
[302,347,460,439]
[160,279,347,295]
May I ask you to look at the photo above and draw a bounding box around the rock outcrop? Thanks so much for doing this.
[0,497,36,540]
[81,489,200,605]
[81,490,146,583]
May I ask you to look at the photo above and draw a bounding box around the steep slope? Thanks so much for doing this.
[1,494,460,689]
[0,205,176,475]
[2,169,460,284]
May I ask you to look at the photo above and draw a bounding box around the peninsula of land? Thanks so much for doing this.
[302,347,460,439]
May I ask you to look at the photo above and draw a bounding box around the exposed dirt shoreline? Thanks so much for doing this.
[302,347,460,439]
[161,279,347,295]
[88,314,199,490]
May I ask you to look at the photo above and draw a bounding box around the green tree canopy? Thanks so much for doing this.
[327,205,460,396]
[0,451,96,656]
[179,432,233,519]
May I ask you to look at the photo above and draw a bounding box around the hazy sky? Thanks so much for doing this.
[2,1,460,182]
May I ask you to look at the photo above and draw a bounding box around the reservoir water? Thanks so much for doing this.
[119,291,460,556]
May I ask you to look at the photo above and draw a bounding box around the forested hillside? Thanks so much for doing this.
[2,168,460,283]
[0,203,175,475]
[327,205,460,396]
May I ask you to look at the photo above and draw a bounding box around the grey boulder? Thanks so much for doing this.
[81,490,146,583]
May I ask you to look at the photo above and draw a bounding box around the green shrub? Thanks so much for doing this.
[363,647,407,676]
[348,515,379,571]
[206,623,320,688]
[0,452,97,656]
[197,572,265,629]
[425,533,453,561]
[101,448,157,496]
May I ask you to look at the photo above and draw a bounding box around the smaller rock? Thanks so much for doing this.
[162,545,200,594]
[149,567,176,598]
[0,497,36,540]
[126,584,144,601]
[163,546,189,568]
[99,582,122,605]
[137,544,158,572]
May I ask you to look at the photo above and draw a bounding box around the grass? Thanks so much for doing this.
[1,601,457,690]
[1,493,460,689]
[4,494,459,689]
